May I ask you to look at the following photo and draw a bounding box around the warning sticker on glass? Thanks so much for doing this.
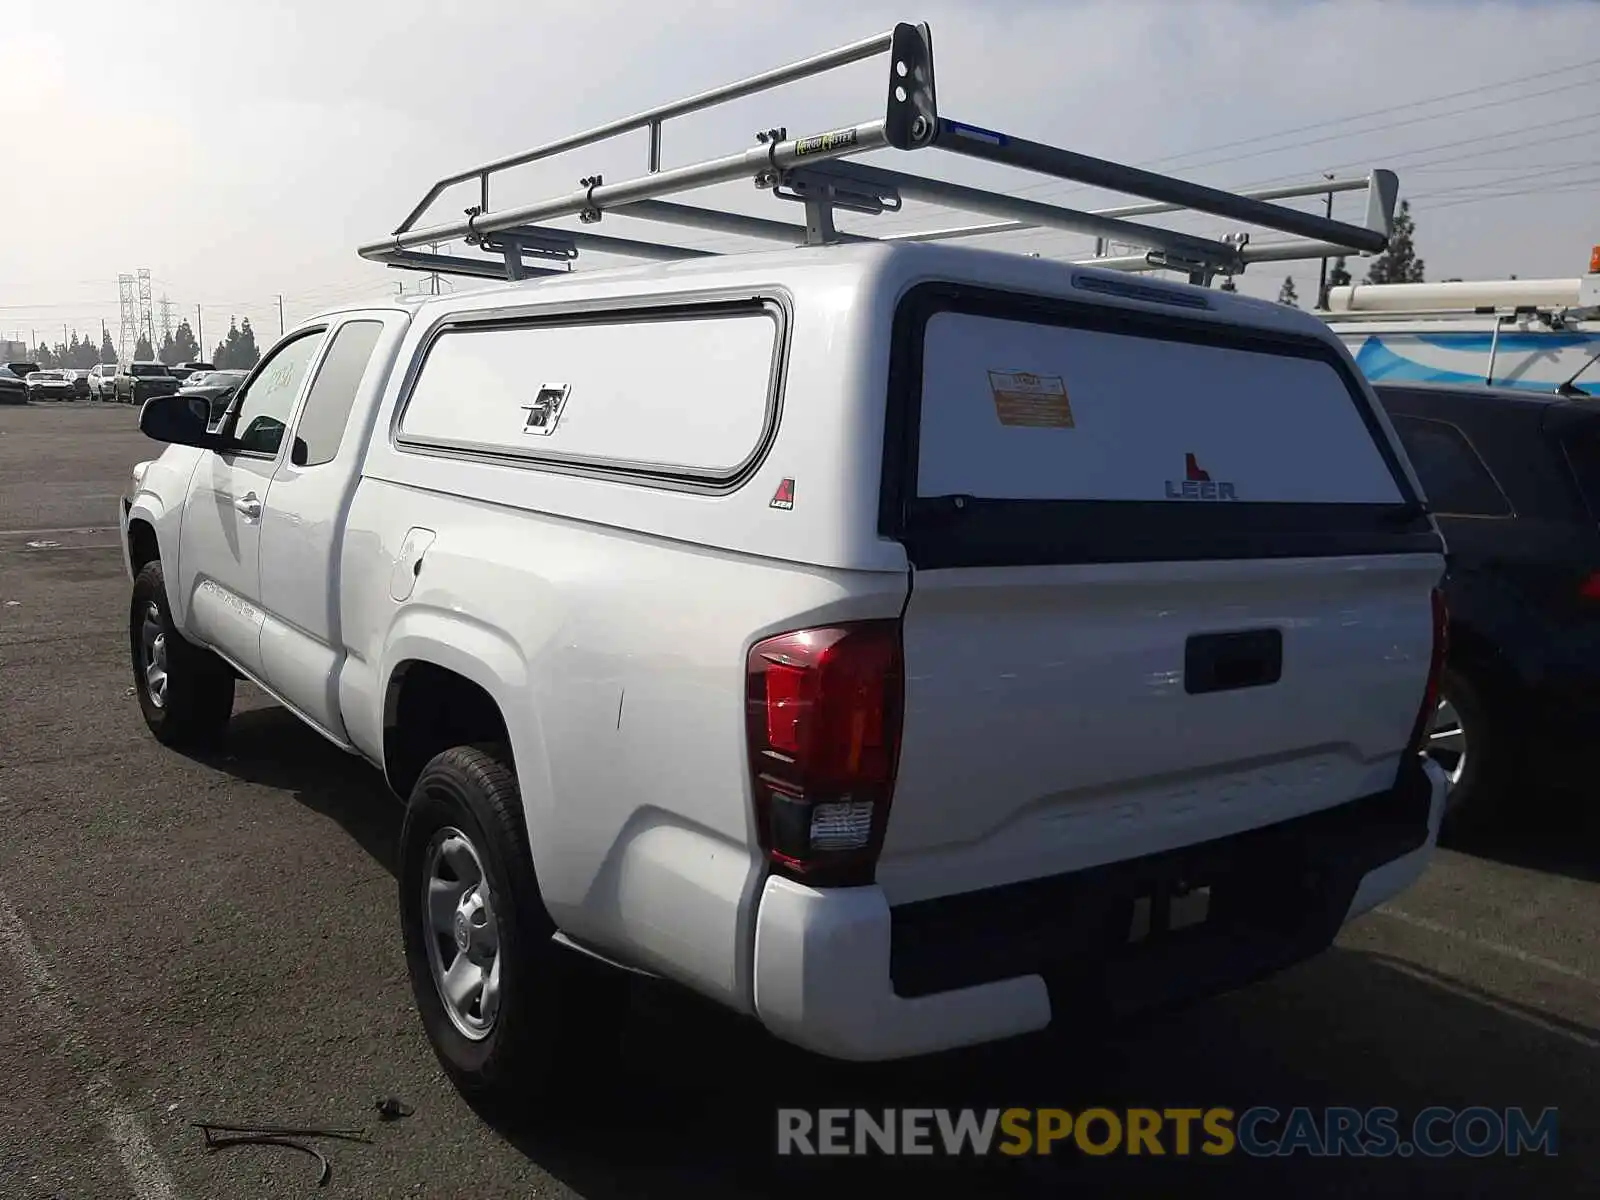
[987,369,1074,428]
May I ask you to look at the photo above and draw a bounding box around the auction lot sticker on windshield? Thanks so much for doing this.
[987,369,1074,428]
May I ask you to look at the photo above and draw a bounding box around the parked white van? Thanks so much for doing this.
[119,22,1450,1107]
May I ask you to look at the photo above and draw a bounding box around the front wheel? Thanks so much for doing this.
[399,744,626,1113]
[130,560,235,747]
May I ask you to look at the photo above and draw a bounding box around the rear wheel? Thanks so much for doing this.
[1427,667,1506,836]
[130,560,235,747]
[399,744,626,1113]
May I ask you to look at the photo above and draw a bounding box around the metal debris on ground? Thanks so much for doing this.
[193,1120,374,1188]
[374,1095,414,1121]
[24,541,60,549]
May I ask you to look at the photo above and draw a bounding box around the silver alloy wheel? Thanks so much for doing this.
[1427,694,1468,802]
[139,601,168,709]
[422,827,502,1041]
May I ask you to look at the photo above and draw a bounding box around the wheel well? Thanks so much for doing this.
[127,518,159,573]
[383,661,510,801]
[1444,619,1524,711]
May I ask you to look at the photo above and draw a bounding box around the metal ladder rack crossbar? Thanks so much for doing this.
[360,21,1399,287]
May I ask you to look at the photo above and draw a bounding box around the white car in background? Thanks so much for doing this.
[87,363,118,399]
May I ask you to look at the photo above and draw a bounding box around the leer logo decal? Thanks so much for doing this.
[1165,453,1237,501]
[770,478,795,510]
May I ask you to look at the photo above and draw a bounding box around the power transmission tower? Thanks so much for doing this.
[117,274,138,364]
[157,294,176,350]
[137,269,154,353]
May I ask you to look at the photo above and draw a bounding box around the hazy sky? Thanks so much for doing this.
[2,0,1597,355]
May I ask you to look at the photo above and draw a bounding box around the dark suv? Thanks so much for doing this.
[1375,382,1600,831]
[114,361,180,405]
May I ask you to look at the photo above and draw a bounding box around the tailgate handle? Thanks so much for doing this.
[1184,629,1283,695]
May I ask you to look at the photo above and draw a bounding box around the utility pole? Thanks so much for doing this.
[1316,172,1335,309]
[196,306,204,359]
[277,294,285,336]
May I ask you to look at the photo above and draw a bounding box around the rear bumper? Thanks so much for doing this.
[751,758,1447,1061]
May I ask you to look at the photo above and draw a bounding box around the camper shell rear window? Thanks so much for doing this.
[879,283,1439,569]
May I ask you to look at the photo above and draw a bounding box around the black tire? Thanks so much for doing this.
[399,744,627,1113]
[1433,667,1507,838]
[129,560,235,748]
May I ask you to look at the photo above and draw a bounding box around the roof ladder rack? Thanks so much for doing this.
[361,21,1399,287]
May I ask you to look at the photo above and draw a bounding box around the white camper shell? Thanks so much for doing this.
[121,20,1451,1104]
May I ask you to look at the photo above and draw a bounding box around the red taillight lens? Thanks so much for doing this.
[745,621,904,887]
[1403,586,1449,766]
[1579,571,1600,601]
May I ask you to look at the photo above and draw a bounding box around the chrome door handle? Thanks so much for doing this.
[234,493,262,519]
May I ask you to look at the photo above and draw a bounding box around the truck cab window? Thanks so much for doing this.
[291,320,383,467]
[229,331,325,456]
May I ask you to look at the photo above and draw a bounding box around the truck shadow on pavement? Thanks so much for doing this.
[192,704,1597,1198]
[493,953,1597,1199]
[200,701,404,876]
[1444,789,1600,886]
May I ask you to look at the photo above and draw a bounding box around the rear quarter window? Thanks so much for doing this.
[1387,414,1513,518]
[1560,423,1600,524]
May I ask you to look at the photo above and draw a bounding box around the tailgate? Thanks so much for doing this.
[875,284,1444,906]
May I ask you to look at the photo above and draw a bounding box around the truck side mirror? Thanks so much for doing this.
[139,392,228,451]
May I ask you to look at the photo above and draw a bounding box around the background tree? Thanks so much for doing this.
[1318,255,1353,309]
[35,345,56,368]
[158,331,178,365]
[1278,276,1300,307]
[234,319,261,367]
[134,333,154,360]
[213,316,239,368]
[171,319,201,364]
[1218,275,1238,293]
[1364,199,1425,284]
[99,330,117,364]
[69,333,96,369]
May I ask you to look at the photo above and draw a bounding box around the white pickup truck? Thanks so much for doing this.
[118,23,1449,1109]
[121,242,1450,1103]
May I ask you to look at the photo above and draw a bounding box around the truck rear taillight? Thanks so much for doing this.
[745,620,904,887]
[1402,586,1449,766]
[1579,571,1600,601]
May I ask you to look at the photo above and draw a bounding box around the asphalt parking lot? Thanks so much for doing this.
[1,400,1597,1199]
